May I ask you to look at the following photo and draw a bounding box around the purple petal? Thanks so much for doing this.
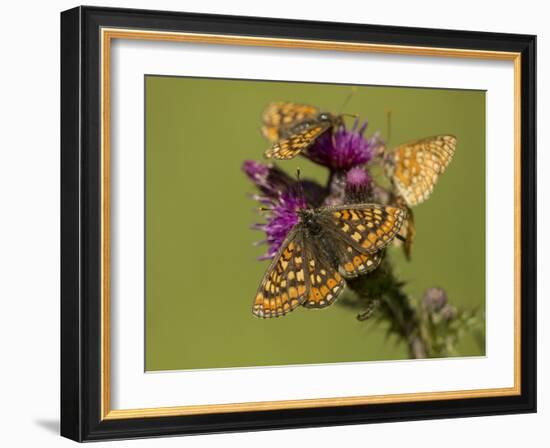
[304,120,375,170]
[256,192,306,259]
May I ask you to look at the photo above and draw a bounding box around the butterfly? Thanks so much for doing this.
[252,204,407,318]
[261,102,344,160]
[380,135,456,259]
[382,135,457,207]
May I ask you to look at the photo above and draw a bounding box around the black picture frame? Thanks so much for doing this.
[61,5,536,442]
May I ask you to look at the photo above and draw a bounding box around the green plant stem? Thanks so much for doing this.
[346,258,427,359]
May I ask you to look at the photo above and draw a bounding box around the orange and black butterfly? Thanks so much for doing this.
[381,135,456,259]
[252,204,406,318]
[382,135,457,207]
[262,102,345,160]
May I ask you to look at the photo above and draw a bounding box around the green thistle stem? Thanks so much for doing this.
[346,257,428,359]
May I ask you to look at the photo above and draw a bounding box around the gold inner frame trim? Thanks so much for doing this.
[100,27,522,420]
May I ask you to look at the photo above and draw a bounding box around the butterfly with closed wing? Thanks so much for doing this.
[379,134,457,259]
[382,135,457,207]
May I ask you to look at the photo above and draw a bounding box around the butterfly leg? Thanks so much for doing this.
[331,131,337,148]
[357,299,380,321]
[402,207,415,261]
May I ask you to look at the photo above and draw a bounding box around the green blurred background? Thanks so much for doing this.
[145,76,486,371]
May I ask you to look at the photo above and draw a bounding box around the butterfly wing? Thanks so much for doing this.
[324,204,407,254]
[261,102,319,142]
[301,239,345,309]
[252,230,309,318]
[264,122,331,160]
[332,242,383,278]
[386,135,457,206]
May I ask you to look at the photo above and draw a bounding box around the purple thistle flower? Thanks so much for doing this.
[241,160,294,198]
[242,160,326,206]
[242,159,269,180]
[423,287,448,312]
[305,119,375,170]
[346,166,371,187]
[253,192,307,260]
[345,166,372,203]
[242,160,317,259]
[440,304,458,321]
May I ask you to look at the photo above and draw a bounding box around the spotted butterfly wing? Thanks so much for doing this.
[326,205,404,278]
[335,245,383,279]
[261,102,319,142]
[264,122,331,160]
[301,204,405,308]
[252,230,308,318]
[301,246,345,309]
[327,205,407,253]
[384,135,456,206]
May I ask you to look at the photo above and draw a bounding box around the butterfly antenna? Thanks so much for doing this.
[340,113,358,119]
[296,167,306,202]
[385,108,392,146]
[337,86,357,115]
[357,299,380,321]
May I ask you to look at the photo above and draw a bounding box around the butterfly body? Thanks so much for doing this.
[294,209,353,270]
[262,102,343,160]
[252,204,406,318]
[279,112,341,140]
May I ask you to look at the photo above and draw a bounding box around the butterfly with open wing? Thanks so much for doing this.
[252,203,407,318]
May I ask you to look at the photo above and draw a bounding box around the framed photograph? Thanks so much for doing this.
[60,6,536,442]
